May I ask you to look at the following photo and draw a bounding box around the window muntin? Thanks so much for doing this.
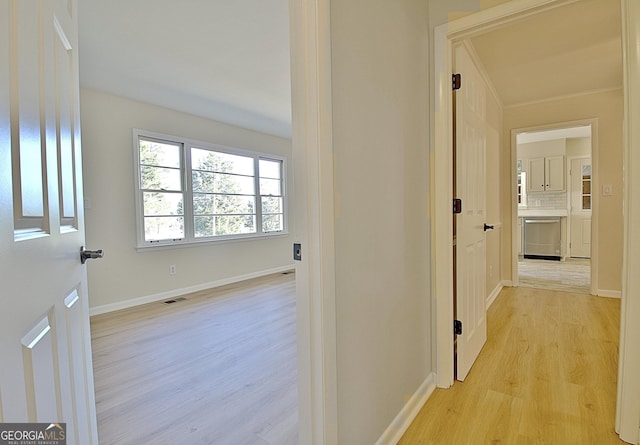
[134,130,286,247]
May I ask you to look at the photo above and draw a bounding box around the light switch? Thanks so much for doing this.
[602,184,613,196]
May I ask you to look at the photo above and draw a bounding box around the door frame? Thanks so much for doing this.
[433,0,640,442]
[509,119,598,296]
[616,0,640,441]
[289,0,339,443]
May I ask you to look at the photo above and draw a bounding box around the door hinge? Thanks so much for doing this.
[453,198,462,214]
[454,320,462,335]
[452,73,461,91]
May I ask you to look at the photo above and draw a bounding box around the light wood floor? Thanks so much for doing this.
[400,286,623,444]
[518,258,590,294]
[90,272,298,445]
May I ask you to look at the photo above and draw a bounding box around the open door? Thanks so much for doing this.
[454,44,488,381]
[0,0,99,443]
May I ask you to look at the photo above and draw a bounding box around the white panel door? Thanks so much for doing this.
[570,158,592,258]
[0,0,99,443]
[454,44,487,381]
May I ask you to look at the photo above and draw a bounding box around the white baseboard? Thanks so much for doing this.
[89,265,295,316]
[597,289,622,298]
[486,280,508,308]
[375,372,436,445]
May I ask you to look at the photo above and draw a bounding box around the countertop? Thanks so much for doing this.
[518,208,568,217]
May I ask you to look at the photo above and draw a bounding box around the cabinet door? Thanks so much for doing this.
[528,157,545,192]
[546,155,565,191]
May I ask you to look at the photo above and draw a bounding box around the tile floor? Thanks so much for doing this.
[518,257,590,294]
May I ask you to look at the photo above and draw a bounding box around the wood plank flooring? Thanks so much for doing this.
[399,286,623,444]
[90,272,298,445]
[518,258,590,294]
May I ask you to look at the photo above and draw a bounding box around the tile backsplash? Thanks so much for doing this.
[524,191,567,209]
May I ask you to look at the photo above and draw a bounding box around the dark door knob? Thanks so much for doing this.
[484,224,494,231]
[80,246,104,264]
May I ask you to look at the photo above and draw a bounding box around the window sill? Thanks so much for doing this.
[135,230,290,252]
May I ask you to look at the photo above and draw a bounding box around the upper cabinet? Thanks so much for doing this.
[528,155,564,192]
[546,156,565,191]
[528,157,545,192]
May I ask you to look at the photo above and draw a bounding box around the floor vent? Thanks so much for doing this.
[163,297,187,305]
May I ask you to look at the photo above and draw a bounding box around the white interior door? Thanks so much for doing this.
[570,157,592,258]
[454,44,487,381]
[0,0,99,443]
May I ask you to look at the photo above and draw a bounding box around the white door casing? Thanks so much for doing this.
[569,157,592,258]
[454,44,488,382]
[288,0,339,442]
[616,0,640,442]
[0,0,99,443]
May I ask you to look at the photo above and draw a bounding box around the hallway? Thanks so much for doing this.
[400,286,622,444]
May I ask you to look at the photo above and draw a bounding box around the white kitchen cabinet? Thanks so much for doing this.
[528,155,565,192]
[528,157,545,192]
[545,156,565,191]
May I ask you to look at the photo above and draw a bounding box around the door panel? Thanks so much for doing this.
[21,313,59,422]
[546,155,565,191]
[0,0,98,443]
[528,157,545,192]
[455,44,487,381]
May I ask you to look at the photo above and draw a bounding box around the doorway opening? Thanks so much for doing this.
[514,124,593,294]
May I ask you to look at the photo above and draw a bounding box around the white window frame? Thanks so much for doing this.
[133,129,287,249]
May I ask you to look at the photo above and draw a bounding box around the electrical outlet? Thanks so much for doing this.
[169,264,176,275]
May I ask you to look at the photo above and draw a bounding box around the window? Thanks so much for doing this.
[517,160,527,207]
[134,130,286,247]
[581,163,592,210]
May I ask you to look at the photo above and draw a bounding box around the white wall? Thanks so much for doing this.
[329,0,431,442]
[80,88,294,312]
[566,137,591,157]
[518,139,566,159]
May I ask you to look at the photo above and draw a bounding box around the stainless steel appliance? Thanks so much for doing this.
[524,217,561,260]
